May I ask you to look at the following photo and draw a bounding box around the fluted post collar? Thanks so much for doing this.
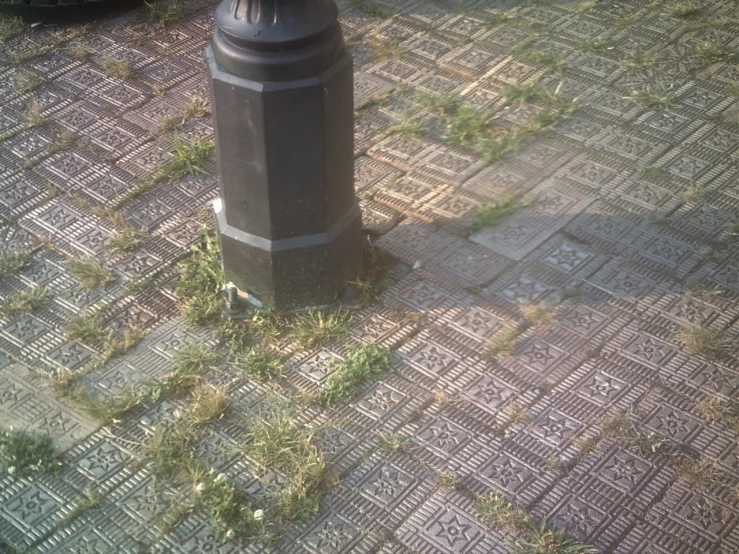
[211,0,344,81]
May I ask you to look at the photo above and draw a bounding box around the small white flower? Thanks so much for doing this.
[225,529,234,539]
[253,509,264,521]
[195,482,206,493]
[214,473,227,484]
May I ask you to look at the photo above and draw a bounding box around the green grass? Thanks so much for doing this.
[146,0,183,24]
[0,428,61,478]
[0,287,49,320]
[385,115,427,139]
[177,344,219,372]
[64,314,109,347]
[416,92,491,147]
[72,388,144,424]
[348,0,392,17]
[471,191,525,232]
[15,71,40,94]
[487,327,521,358]
[520,302,557,325]
[628,85,678,109]
[320,344,393,406]
[189,383,228,424]
[62,487,103,525]
[637,166,668,179]
[602,411,667,455]
[0,15,25,42]
[349,243,394,306]
[667,1,703,18]
[143,424,198,481]
[683,186,705,204]
[377,431,408,452]
[154,136,214,184]
[68,257,115,290]
[482,9,519,28]
[674,322,728,359]
[246,411,326,521]
[675,458,719,489]
[697,397,739,432]
[695,43,739,65]
[176,229,224,326]
[290,310,351,349]
[107,227,147,255]
[195,474,269,539]
[0,252,31,277]
[476,493,530,532]
[99,57,135,80]
[233,348,283,381]
[577,37,610,52]
[620,50,660,70]
[157,97,210,136]
[514,519,596,554]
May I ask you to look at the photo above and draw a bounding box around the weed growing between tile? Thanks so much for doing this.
[674,321,729,359]
[0,428,61,478]
[320,344,393,407]
[67,256,115,290]
[470,191,530,232]
[0,252,31,277]
[476,494,596,553]
[0,286,49,320]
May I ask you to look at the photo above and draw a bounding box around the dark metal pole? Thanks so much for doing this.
[206,0,363,313]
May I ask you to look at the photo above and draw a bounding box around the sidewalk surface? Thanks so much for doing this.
[0,0,738,552]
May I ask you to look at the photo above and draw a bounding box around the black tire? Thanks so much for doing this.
[0,0,141,22]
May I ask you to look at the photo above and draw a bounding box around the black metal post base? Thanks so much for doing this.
[207,0,362,314]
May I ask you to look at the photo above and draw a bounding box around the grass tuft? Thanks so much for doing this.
[695,43,739,65]
[620,50,659,70]
[385,114,427,139]
[476,493,530,532]
[68,257,115,290]
[628,85,678,109]
[667,1,703,18]
[602,411,667,455]
[154,136,214,184]
[63,487,103,525]
[0,428,61,478]
[682,186,705,204]
[577,37,610,52]
[520,302,557,325]
[176,229,224,326]
[696,397,739,431]
[195,474,269,539]
[320,344,393,406]
[348,0,392,18]
[0,252,31,277]
[514,518,597,554]
[247,411,326,521]
[0,287,49,320]
[675,458,719,489]
[674,322,728,359]
[15,71,40,94]
[291,310,351,349]
[377,431,408,452]
[189,383,228,424]
[64,314,108,347]
[99,57,135,80]
[107,227,147,255]
[471,191,524,232]
[637,166,668,179]
[146,0,183,24]
[487,327,521,358]
[233,348,283,381]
